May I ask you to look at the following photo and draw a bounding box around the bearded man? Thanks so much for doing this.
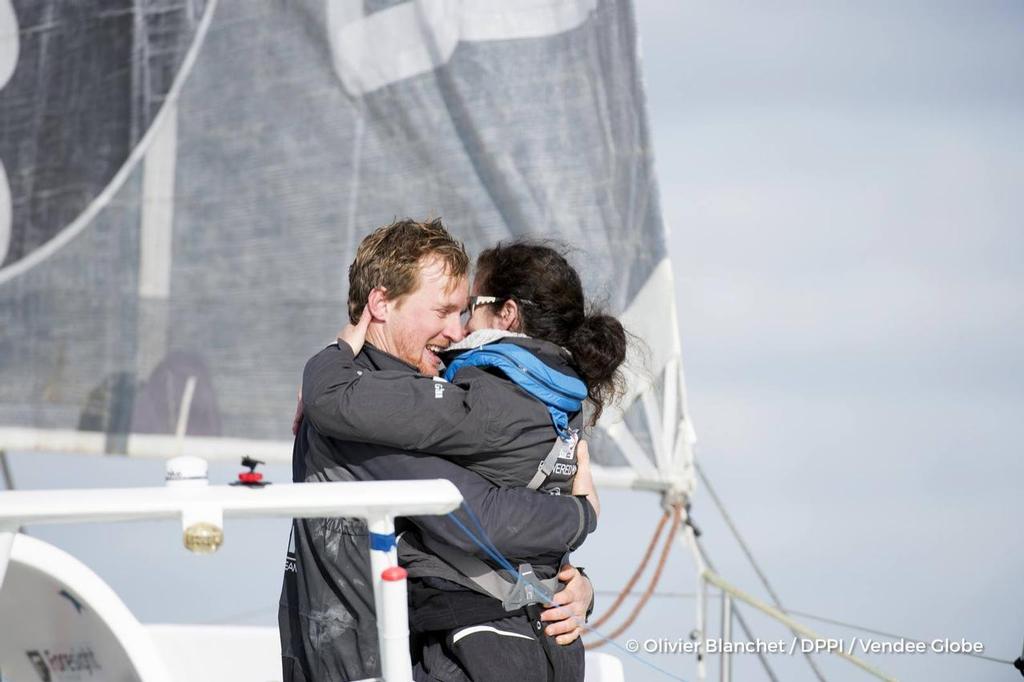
[280,219,596,682]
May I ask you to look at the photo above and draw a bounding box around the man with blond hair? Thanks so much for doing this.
[280,218,595,681]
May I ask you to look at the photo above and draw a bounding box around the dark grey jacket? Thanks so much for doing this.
[303,336,582,493]
[279,343,595,682]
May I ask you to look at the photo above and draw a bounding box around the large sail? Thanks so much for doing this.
[0,0,694,492]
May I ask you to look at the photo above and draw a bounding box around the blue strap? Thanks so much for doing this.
[443,343,586,439]
[369,532,396,552]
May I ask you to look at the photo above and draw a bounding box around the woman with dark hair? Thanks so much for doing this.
[302,240,627,682]
[467,241,625,425]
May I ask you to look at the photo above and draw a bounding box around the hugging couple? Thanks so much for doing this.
[281,218,626,682]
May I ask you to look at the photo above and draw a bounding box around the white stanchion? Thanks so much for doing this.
[367,515,412,681]
[380,565,412,682]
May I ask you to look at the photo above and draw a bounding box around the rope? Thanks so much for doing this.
[588,508,671,630]
[785,609,1016,667]
[585,505,682,651]
[697,462,828,681]
[705,571,896,681]
[692,534,779,682]
[592,588,1016,669]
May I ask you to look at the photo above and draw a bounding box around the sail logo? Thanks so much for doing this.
[24,647,102,681]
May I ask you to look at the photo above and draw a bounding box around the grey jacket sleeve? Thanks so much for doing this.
[303,343,501,456]
[337,445,596,561]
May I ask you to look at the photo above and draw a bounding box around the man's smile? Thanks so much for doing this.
[424,343,448,369]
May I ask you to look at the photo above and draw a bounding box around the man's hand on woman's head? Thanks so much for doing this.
[337,306,372,356]
[297,306,371,436]
[540,564,593,645]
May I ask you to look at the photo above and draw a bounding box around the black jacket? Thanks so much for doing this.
[303,336,582,493]
[279,343,595,682]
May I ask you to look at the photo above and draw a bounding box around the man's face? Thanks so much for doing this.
[385,257,468,375]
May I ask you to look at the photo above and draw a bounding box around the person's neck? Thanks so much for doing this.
[365,324,392,357]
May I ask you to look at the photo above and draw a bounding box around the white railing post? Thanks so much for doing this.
[367,514,411,682]
[681,511,708,682]
[719,592,732,682]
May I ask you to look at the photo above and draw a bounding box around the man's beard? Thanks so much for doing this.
[416,356,439,376]
[393,330,444,376]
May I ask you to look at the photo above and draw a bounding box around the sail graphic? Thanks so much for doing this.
[0,0,694,493]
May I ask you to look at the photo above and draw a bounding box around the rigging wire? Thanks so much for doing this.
[695,463,1018,673]
[692,534,780,682]
[588,508,671,630]
[783,609,1015,667]
[592,589,1016,668]
[696,462,828,682]
[585,505,682,651]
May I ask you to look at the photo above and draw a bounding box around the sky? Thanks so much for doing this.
[584,1,1023,680]
[6,1,1024,681]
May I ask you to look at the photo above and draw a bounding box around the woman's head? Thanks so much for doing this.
[467,241,627,423]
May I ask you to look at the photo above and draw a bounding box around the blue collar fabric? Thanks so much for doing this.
[443,343,586,439]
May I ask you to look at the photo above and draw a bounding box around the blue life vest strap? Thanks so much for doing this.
[443,343,586,439]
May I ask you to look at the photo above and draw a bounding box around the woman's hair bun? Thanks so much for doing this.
[567,313,627,423]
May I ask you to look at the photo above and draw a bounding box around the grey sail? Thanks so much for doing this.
[0,0,694,490]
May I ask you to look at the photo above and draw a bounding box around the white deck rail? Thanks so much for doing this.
[0,479,463,682]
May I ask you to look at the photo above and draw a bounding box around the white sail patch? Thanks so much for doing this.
[0,0,17,87]
[0,161,10,267]
[139,104,179,300]
[327,0,597,96]
[0,0,17,266]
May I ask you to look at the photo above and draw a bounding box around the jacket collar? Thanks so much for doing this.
[440,334,578,379]
[361,343,420,373]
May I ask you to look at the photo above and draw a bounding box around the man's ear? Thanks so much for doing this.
[499,299,520,332]
[365,287,390,321]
